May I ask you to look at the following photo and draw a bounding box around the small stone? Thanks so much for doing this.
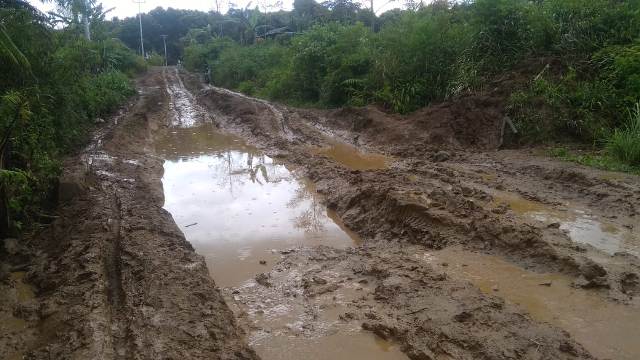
[547,222,561,229]
[432,151,451,162]
[539,281,552,287]
[259,260,267,265]
[441,262,448,267]
[312,276,327,285]
[492,285,499,292]
[453,311,473,322]
[492,205,508,215]
[255,273,272,287]
[339,312,356,321]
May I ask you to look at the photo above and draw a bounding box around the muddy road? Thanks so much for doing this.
[2,67,639,359]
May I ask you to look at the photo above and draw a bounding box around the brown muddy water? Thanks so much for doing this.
[427,247,640,360]
[311,142,389,170]
[490,190,639,257]
[157,123,406,360]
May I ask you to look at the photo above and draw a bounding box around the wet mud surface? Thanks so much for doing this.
[2,67,639,359]
[179,68,640,359]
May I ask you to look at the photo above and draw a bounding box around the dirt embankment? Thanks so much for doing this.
[0,70,257,359]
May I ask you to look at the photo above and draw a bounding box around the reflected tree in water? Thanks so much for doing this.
[287,182,326,234]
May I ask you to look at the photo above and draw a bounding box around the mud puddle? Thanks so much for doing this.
[158,123,405,359]
[490,190,639,256]
[427,247,640,360]
[158,124,356,287]
[311,142,389,170]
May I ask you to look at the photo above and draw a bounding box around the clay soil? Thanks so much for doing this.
[1,67,639,359]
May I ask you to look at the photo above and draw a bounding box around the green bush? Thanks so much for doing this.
[183,37,233,72]
[285,23,373,106]
[84,71,136,118]
[147,52,165,66]
[0,6,141,236]
[608,103,640,166]
[211,40,289,93]
[192,0,640,127]
[372,8,473,112]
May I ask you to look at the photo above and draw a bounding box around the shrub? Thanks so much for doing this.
[0,7,141,236]
[147,52,165,66]
[183,37,233,72]
[85,71,135,118]
[608,103,640,166]
[372,8,473,112]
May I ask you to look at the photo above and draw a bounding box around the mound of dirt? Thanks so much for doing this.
[408,95,505,149]
[315,95,506,152]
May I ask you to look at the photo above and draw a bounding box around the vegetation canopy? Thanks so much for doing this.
[2,0,640,238]
[1,0,143,237]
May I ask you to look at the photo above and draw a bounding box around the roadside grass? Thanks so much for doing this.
[607,103,640,167]
[549,147,640,175]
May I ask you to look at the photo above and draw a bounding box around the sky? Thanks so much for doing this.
[28,0,404,20]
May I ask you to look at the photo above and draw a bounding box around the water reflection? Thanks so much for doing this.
[489,190,639,256]
[158,124,357,287]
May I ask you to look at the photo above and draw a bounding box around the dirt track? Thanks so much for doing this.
[2,67,639,359]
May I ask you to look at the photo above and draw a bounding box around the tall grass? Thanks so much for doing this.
[607,103,640,166]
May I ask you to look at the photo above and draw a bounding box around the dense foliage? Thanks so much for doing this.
[3,0,640,237]
[1,1,143,236]
[175,0,640,169]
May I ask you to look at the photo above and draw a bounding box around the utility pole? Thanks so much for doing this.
[370,0,375,32]
[133,0,145,58]
[83,0,91,40]
[160,35,168,66]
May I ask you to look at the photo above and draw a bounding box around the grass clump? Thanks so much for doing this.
[550,147,640,175]
[607,103,640,166]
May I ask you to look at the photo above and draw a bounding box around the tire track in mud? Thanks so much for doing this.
[177,69,640,359]
[104,187,137,359]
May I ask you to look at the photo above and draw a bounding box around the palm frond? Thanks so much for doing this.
[0,23,33,76]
